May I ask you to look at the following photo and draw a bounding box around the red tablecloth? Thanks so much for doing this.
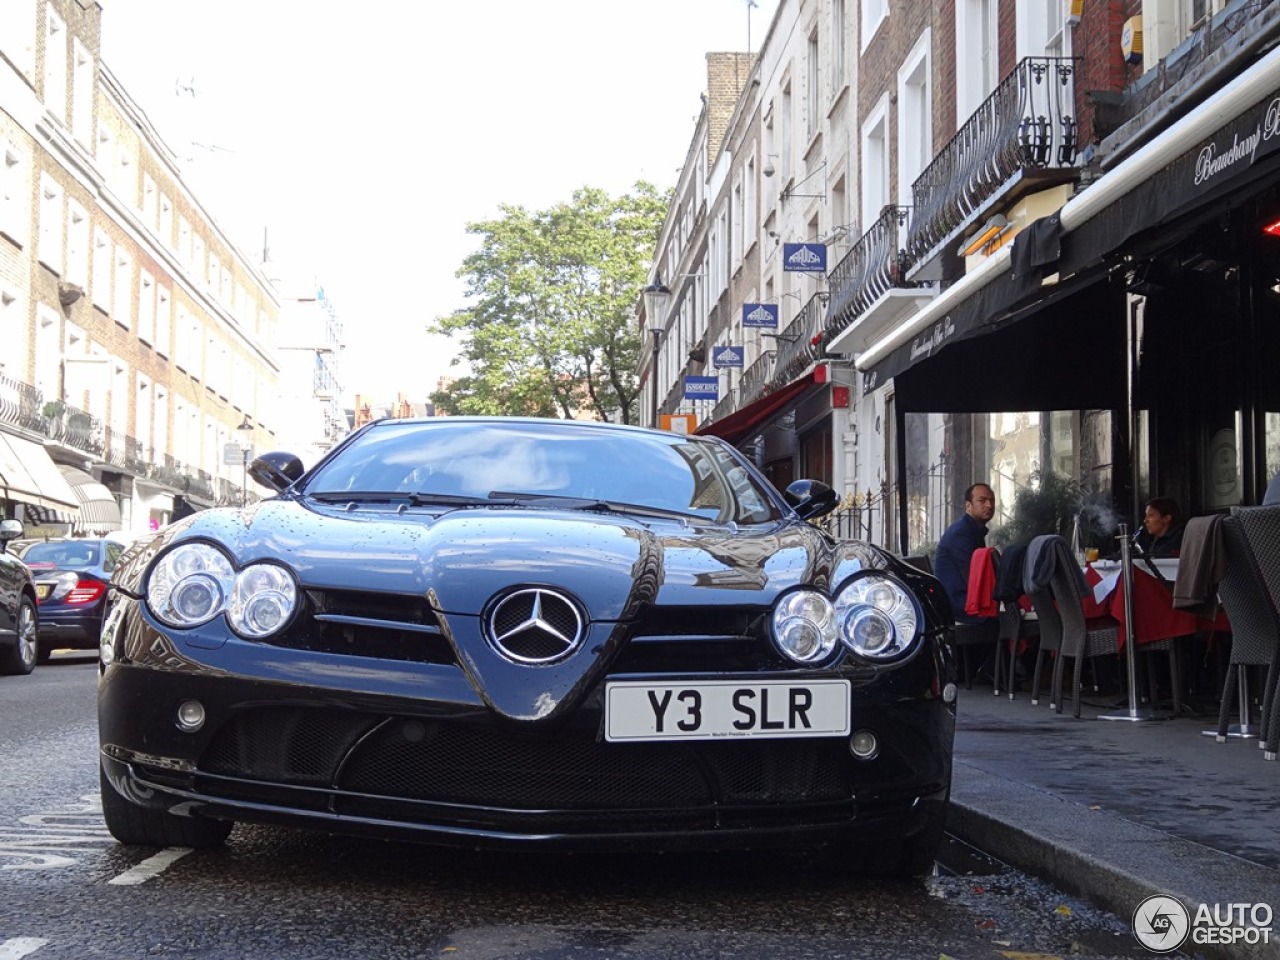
[1083,563,1230,647]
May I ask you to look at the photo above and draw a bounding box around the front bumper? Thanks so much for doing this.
[99,603,955,852]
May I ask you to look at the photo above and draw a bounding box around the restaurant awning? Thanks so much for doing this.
[58,465,122,531]
[696,369,823,446]
[0,434,80,515]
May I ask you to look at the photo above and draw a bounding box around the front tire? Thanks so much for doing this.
[99,765,233,849]
[1,597,38,675]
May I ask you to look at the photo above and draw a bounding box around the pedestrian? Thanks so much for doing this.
[935,483,997,625]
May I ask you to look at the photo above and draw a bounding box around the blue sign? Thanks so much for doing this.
[782,242,828,272]
[742,303,779,328]
[684,376,720,401]
[712,345,744,369]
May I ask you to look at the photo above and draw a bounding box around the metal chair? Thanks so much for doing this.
[1210,515,1280,742]
[995,597,1024,700]
[1038,536,1123,718]
[1231,505,1280,760]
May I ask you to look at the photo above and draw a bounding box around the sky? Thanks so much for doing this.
[99,0,781,406]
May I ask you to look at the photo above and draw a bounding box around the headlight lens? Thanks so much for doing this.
[834,574,920,660]
[146,543,297,638]
[770,589,838,663]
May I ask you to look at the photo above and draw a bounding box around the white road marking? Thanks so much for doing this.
[108,847,193,885]
[0,795,112,871]
[0,939,49,958]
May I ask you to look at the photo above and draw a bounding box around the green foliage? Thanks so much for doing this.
[990,470,1121,550]
[429,182,671,423]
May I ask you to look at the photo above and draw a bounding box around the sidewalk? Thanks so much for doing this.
[947,685,1280,960]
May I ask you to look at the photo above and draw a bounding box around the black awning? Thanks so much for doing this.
[696,370,821,445]
[891,277,1125,414]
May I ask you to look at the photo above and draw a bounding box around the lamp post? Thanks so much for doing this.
[236,415,254,507]
[642,275,670,429]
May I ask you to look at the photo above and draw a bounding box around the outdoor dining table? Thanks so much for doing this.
[1083,558,1230,647]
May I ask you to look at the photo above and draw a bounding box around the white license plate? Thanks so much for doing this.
[604,679,851,742]
[35,583,51,600]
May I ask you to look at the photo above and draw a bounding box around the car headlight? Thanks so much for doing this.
[770,589,838,663]
[146,542,297,638]
[833,573,921,661]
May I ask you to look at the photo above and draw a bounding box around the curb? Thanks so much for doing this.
[948,761,1280,960]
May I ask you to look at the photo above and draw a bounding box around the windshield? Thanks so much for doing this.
[304,420,784,525]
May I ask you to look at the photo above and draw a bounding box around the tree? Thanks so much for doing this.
[429,182,669,423]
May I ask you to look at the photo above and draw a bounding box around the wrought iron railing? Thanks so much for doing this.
[0,372,46,434]
[41,399,105,457]
[771,293,830,387]
[907,56,1079,263]
[149,454,185,489]
[124,436,150,476]
[825,205,917,339]
[737,352,775,411]
[187,470,215,501]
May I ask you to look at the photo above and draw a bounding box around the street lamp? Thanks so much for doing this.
[642,275,670,428]
[236,415,254,506]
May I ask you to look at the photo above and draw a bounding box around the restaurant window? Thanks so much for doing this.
[903,410,951,554]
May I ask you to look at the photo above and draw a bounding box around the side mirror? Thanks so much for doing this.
[0,518,22,544]
[249,451,305,493]
[784,479,839,521]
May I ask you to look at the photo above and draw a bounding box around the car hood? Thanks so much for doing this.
[121,498,849,621]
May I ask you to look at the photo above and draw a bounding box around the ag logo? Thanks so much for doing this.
[1132,895,1190,952]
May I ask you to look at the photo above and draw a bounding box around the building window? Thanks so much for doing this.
[1,141,29,247]
[860,96,889,228]
[37,173,63,273]
[91,227,110,309]
[138,270,155,345]
[0,2,36,83]
[155,286,171,357]
[43,5,67,122]
[71,39,93,145]
[897,30,932,207]
[142,174,157,227]
[780,79,794,185]
[113,247,132,329]
[159,194,173,246]
[861,0,888,51]
[956,0,997,121]
[806,29,820,141]
[66,201,88,286]
[831,0,846,94]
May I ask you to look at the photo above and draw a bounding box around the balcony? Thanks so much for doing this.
[824,206,934,357]
[907,56,1080,278]
[771,293,830,387]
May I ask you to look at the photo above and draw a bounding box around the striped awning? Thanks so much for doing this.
[58,465,122,532]
[0,433,80,514]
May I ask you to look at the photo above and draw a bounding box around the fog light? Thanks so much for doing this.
[176,700,206,732]
[942,682,957,703]
[849,729,878,760]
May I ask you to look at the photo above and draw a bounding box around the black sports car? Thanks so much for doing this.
[99,417,955,876]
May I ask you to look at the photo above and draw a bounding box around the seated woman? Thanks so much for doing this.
[1133,496,1184,558]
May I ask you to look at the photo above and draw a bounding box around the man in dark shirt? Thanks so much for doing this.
[935,483,997,623]
[1132,496,1184,558]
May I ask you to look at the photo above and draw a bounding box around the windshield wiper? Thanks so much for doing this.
[307,491,496,506]
[488,491,705,522]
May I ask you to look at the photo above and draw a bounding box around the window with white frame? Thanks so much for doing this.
[897,30,932,208]
[177,215,191,264]
[831,0,847,94]
[208,252,220,294]
[175,305,193,373]
[2,140,30,246]
[66,200,88,287]
[192,234,205,279]
[861,0,888,51]
[158,193,172,246]
[155,286,171,357]
[1017,0,1066,57]
[780,80,794,185]
[96,124,112,170]
[806,29,820,141]
[37,173,63,273]
[955,0,997,122]
[153,387,168,465]
[71,38,93,145]
[91,227,110,309]
[142,174,157,227]
[112,247,132,328]
[860,95,890,228]
[0,2,36,82]
[731,179,743,267]
[43,6,67,122]
[115,144,135,203]
[136,374,152,454]
[34,305,60,402]
[744,157,757,245]
[137,270,155,345]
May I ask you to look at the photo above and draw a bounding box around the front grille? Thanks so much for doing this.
[198,707,854,818]
[261,589,455,664]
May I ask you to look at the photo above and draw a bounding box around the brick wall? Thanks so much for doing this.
[707,52,755,163]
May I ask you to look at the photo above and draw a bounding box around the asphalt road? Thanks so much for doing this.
[0,658,1154,960]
